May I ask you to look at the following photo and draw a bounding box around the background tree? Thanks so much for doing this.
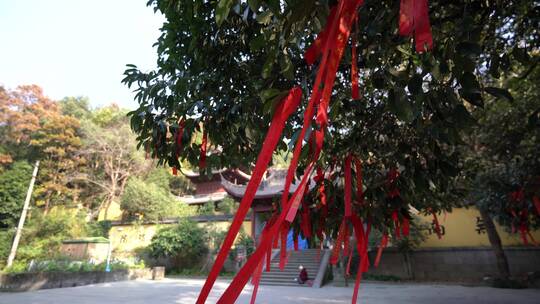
[466,62,540,282]
[0,161,32,229]
[31,112,83,213]
[0,85,84,213]
[75,106,148,219]
[59,96,92,120]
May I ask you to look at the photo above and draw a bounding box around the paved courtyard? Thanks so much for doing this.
[2,278,539,304]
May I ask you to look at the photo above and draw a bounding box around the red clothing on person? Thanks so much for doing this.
[299,268,308,283]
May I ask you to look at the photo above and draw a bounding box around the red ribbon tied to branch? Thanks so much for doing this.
[199,126,208,170]
[195,87,302,304]
[399,0,433,53]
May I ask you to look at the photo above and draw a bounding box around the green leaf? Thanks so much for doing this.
[512,47,530,65]
[456,41,482,57]
[259,88,281,103]
[256,10,273,25]
[489,55,500,78]
[451,104,475,127]
[247,0,260,12]
[407,74,423,95]
[216,0,235,26]
[266,0,280,14]
[459,88,484,108]
[388,89,413,122]
[280,53,294,80]
[261,50,276,79]
[249,35,265,52]
[484,87,514,103]
[459,72,478,90]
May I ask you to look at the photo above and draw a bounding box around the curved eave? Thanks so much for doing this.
[220,173,315,200]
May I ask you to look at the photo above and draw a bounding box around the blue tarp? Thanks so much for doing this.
[286,230,308,250]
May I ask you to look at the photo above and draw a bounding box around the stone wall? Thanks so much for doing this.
[367,247,540,282]
[0,269,152,292]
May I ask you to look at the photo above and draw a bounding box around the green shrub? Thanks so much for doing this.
[216,197,238,214]
[196,202,215,215]
[120,177,175,221]
[148,220,208,271]
[0,230,14,269]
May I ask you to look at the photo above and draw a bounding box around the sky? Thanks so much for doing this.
[0,0,165,109]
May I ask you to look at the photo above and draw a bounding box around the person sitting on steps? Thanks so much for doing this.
[295,265,309,284]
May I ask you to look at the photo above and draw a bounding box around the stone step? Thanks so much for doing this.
[256,249,322,287]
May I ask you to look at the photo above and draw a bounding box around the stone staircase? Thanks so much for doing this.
[259,249,322,287]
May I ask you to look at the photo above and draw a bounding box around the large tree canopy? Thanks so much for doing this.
[123,0,537,226]
[123,0,538,301]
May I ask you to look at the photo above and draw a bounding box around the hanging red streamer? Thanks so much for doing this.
[206,0,368,302]
[374,233,389,267]
[199,127,208,169]
[330,220,347,265]
[344,154,353,217]
[195,87,302,304]
[534,196,540,215]
[402,217,410,237]
[279,223,289,270]
[351,23,359,99]
[399,0,433,52]
[432,211,442,239]
[304,6,338,65]
[354,158,364,205]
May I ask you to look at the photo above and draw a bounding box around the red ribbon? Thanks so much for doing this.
[208,0,366,301]
[199,127,208,169]
[195,87,302,304]
[344,154,353,217]
[330,219,347,265]
[519,223,529,246]
[345,247,354,276]
[402,217,410,237]
[534,196,540,215]
[293,230,299,251]
[351,22,359,99]
[432,211,442,239]
[399,0,433,52]
[316,167,327,206]
[354,158,364,205]
[392,210,401,239]
[343,223,350,257]
[279,223,289,270]
[304,6,338,65]
[350,214,369,303]
[374,233,389,267]
[216,165,323,303]
[352,252,368,304]
[249,259,264,304]
[285,163,314,222]
[172,120,185,175]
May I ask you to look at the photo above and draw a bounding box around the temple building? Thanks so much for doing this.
[220,168,315,242]
[175,169,229,207]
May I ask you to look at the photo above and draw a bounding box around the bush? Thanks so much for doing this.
[148,220,208,271]
[216,197,238,214]
[0,161,32,228]
[120,177,175,221]
[13,209,89,264]
[0,230,14,269]
[85,220,112,238]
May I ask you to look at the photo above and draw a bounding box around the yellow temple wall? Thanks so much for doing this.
[417,207,540,248]
[109,220,252,256]
[98,201,123,221]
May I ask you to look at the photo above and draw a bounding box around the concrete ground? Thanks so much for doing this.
[2,278,539,304]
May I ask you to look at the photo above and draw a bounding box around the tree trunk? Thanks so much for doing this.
[479,207,510,280]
